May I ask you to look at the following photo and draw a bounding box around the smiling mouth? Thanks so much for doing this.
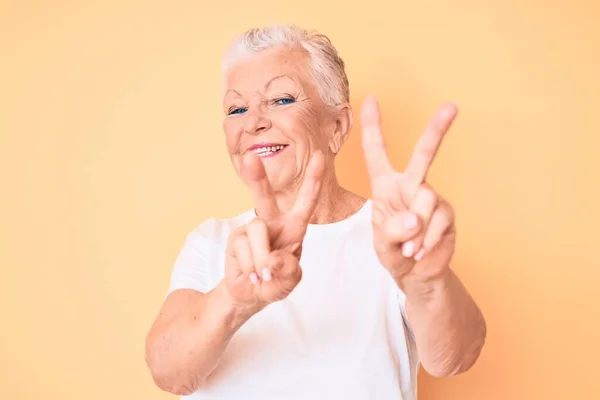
[251,144,289,158]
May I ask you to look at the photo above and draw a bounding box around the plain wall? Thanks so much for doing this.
[1,1,599,399]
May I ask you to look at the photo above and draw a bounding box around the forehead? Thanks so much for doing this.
[224,46,312,94]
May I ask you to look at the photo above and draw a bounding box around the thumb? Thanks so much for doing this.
[269,249,301,277]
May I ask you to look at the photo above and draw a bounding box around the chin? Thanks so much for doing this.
[258,156,288,186]
[264,170,286,191]
[268,169,300,193]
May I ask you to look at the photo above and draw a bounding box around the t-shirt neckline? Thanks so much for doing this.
[244,199,371,233]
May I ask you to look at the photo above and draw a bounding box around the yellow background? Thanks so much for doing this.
[2,1,599,399]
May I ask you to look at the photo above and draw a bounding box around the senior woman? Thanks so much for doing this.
[145,24,486,400]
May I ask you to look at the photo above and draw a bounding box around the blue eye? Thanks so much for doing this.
[228,107,247,115]
[275,97,295,105]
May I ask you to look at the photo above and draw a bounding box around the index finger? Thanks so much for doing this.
[404,103,458,186]
[290,150,325,223]
[240,152,280,219]
[360,96,394,181]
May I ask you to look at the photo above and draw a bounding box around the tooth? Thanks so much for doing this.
[252,145,286,155]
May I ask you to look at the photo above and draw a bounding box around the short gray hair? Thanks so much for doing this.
[222,24,349,107]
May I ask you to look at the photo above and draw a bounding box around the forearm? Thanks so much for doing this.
[399,269,486,377]
[145,283,256,394]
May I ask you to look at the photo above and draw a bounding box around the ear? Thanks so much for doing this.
[328,103,353,155]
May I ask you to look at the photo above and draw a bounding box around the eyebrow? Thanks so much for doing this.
[224,75,297,102]
[224,89,242,97]
[264,74,296,89]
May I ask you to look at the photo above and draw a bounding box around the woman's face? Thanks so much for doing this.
[222,46,337,193]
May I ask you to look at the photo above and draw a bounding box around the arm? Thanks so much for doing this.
[144,283,255,395]
[358,97,486,377]
[400,269,486,377]
[146,152,324,395]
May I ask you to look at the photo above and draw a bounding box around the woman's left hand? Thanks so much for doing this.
[360,96,458,282]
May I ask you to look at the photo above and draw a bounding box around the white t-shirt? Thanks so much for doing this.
[167,199,420,400]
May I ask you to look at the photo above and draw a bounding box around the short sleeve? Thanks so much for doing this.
[396,288,413,337]
[397,287,420,379]
[167,218,222,295]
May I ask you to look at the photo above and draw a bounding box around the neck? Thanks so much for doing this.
[273,168,367,225]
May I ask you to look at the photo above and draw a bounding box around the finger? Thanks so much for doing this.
[360,96,394,181]
[240,151,280,219]
[231,232,258,284]
[404,103,458,189]
[290,150,325,223]
[226,225,247,257]
[268,251,285,273]
[381,210,422,246]
[416,200,455,261]
[269,249,301,280]
[245,218,272,282]
[405,186,439,258]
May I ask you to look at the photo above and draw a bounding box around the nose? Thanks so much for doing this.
[243,108,272,135]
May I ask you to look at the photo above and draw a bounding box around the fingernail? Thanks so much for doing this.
[414,248,425,261]
[262,268,272,282]
[404,214,418,229]
[402,241,415,258]
[249,272,258,284]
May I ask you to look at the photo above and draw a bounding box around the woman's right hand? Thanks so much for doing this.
[222,151,325,312]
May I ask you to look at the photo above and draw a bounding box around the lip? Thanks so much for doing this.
[247,142,288,151]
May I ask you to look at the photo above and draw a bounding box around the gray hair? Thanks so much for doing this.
[221,24,349,107]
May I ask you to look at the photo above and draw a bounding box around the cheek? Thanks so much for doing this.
[277,106,324,147]
[297,106,321,131]
[222,119,242,154]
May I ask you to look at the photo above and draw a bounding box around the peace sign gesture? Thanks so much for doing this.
[360,96,458,281]
[223,151,325,312]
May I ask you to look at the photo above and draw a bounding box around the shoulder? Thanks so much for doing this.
[167,208,255,294]
[185,208,256,247]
